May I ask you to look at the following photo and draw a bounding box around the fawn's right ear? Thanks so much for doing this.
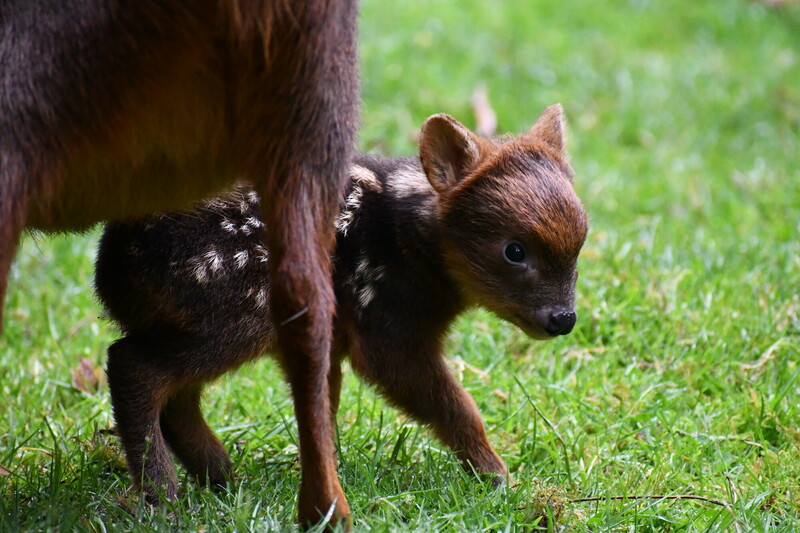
[419,114,482,194]
[526,103,567,155]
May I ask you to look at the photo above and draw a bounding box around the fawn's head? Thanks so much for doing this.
[420,104,588,339]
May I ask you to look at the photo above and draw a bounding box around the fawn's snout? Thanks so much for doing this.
[543,309,577,337]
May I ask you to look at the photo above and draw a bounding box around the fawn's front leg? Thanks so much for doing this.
[349,338,507,482]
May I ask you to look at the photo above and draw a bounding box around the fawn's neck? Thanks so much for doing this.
[333,155,465,331]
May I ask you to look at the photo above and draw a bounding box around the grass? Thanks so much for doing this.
[2,0,800,530]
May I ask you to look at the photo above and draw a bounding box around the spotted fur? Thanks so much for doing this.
[336,165,382,236]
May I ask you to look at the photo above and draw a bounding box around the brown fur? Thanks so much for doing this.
[94,105,588,527]
[1,0,359,526]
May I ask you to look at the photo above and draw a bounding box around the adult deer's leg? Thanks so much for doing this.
[260,188,346,526]
[263,182,349,526]
[239,1,358,525]
[0,149,36,335]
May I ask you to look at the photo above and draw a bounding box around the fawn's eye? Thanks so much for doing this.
[504,242,526,264]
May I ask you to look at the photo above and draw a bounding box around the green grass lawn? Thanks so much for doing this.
[2,0,800,530]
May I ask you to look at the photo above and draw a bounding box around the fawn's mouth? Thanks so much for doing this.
[508,313,553,341]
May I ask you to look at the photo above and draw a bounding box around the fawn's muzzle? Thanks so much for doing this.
[545,311,577,337]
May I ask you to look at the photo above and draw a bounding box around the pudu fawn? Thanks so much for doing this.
[1,2,358,524]
[95,104,588,524]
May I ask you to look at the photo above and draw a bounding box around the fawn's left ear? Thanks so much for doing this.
[419,114,482,194]
[526,103,567,155]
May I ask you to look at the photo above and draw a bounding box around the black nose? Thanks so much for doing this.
[545,311,577,336]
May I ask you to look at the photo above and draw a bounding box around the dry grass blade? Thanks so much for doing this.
[71,357,102,393]
[471,84,497,137]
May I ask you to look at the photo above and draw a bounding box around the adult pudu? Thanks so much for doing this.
[95,104,588,522]
[0,0,358,526]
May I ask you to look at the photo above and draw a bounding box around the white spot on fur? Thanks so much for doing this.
[204,247,224,274]
[203,197,228,210]
[386,166,430,198]
[188,256,209,284]
[355,256,385,282]
[246,217,264,229]
[221,218,238,234]
[336,165,382,236]
[353,253,385,310]
[352,165,382,191]
[238,217,264,236]
[254,288,268,308]
[358,284,376,309]
[336,186,363,235]
[203,187,255,214]
[387,165,437,225]
[234,250,249,269]
[355,256,369,277]
[254,245,269,263]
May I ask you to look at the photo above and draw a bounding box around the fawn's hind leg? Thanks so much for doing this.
[329,356,345,419]
[106,335,179,503]
[160,383,232,489]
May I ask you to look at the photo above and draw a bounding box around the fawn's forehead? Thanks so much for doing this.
[460,145,587,257]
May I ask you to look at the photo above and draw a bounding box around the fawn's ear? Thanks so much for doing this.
[526,104,567,154]
[419,114,482,194]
